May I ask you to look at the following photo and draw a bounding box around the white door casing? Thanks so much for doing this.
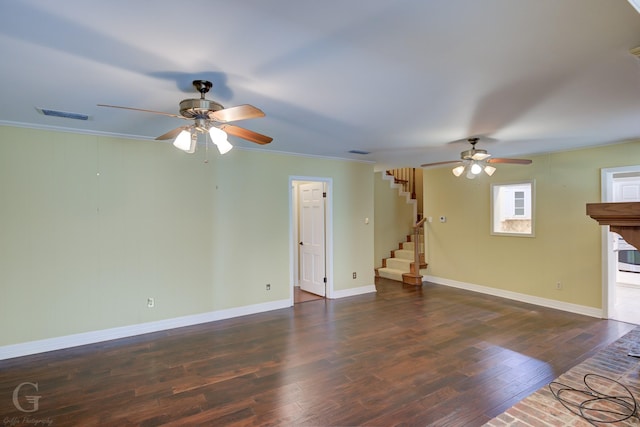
[601,166,640,320]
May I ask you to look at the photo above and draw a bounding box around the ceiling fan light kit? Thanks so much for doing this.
[98,79,272,156]
[452,165,465,177]
[173,129,197,153]
[484,165,497,176]
[421,137,531,179]
[208,126,233,154]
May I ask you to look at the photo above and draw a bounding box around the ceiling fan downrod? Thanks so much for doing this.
[192,80,212,99]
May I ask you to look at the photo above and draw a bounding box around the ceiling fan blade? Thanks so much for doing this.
[221,124,272,145]
[97,104,186,120]
[420,160,463,168]
[487,158,532,165]
[155,126,190,140]
[209,104,265,123]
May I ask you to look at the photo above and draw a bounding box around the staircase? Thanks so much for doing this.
[376,231,427,284]
[386,168,417,201]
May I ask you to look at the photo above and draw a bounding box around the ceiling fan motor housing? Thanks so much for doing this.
[179,98,224,119]
[460,148,488,160]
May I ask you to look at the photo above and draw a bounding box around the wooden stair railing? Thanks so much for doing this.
[386,168,417,200]
[402,217,427,286]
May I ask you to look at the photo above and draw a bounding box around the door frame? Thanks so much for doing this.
[289,176,333,306]
[600,165,640,319]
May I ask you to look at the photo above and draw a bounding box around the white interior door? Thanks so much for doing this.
[299,182,326,296]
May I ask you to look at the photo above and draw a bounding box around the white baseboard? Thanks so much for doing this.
[1,284,379,361]
[14,278,588,361]
[0,298,291,361]
[424,275,602,318]
[331,284,377,299]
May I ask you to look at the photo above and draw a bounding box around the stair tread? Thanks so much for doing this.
[378,267,407,273]
[393,249,414,260]
[387,257,411,263]
[385,258,412,271]
[377,267,405,282]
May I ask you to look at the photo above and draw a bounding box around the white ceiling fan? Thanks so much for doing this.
[421,138,532,179]
[98,80,272,154]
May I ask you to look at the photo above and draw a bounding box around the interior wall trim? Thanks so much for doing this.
[331,284,377,299]
[0,298,291,361]
[424,275,602,318]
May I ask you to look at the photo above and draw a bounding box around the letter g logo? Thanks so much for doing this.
[12,382,41,413]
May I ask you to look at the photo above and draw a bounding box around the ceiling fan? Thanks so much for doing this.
[98,80,272,154]
[420,138,532,179]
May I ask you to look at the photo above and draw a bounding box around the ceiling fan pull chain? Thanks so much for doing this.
[204,132,209,163]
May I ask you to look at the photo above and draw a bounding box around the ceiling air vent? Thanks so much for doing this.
[37,107,89,121]
[348,149,371,155]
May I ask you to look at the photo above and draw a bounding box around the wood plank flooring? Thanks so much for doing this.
[0,278,635,426]
[294,286,324,303]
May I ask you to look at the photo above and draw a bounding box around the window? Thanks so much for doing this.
[514,191,525,216]
[491,181,535,236]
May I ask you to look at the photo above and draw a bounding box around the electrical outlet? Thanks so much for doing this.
[266,284,271,290]
[147,297,155,308]
[556,282,562,290]
[352,272,357,279]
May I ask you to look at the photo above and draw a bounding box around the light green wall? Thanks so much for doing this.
[374,172,415,268]
[423,140,640,309]
[0,126,374,346]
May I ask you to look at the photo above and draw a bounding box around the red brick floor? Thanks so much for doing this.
[485,326,640,426]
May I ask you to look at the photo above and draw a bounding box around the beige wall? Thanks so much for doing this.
[423,140,640,309]
[0,126,374,346]
[374,172,415,268]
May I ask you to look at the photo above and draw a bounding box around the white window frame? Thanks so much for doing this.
[491,180,535,237]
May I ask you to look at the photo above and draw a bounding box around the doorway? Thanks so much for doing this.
[601,166,640,325]
[289,177,333,305]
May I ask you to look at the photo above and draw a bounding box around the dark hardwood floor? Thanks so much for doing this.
[294,286,324,303]
[0,278,635,426]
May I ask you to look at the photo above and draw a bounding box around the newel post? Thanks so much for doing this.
[402,217,427,286]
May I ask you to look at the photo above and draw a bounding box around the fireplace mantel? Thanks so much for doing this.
[586,202,640,250]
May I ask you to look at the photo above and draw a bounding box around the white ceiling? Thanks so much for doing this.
[1,0,639,171]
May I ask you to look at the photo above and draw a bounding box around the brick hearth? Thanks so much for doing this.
[485,326,640,426]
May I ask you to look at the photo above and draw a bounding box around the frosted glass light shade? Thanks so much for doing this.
[209,127,233,154]
[470,163,482,174]
[452,165,465,177]
[484,165,496,176]
[173,130,196,153]
[215,138,233,155]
